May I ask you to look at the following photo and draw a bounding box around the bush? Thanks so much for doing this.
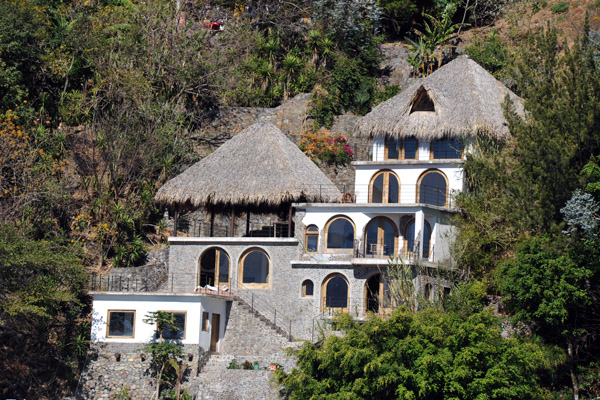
[299,129,354,165]
[550,1,569,13]
[466,30,511,79]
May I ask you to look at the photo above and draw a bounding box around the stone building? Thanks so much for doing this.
[84,56,523,399]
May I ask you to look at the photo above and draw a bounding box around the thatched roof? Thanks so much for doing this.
[155,122,342,207]
[355,56,524,140]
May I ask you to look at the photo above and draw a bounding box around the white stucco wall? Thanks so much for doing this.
[91,293,228,349]
[353,163,463,204]
[299,205,454,263]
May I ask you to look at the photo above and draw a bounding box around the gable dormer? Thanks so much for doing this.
[410,86,435,113]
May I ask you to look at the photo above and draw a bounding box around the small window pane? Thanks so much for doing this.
[218,252,230,285]
[366,222,379,255]
[371,174,384,203]
[306,225,319,253]
[302,280,314,297]
[108,311,134,337]
[385,137,399,160]
[382,220,395,256]
[327,219,354,249]
[202,312,209,331]
[243,251,269,284]
[388,174,399,203]
[306,234,318,252]
[433,139,462,159]
[404,137,418,159]
[163,312,185,339]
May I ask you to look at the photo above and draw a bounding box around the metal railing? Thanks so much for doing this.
[235,283,295,341]
[178,219,292,238]
[280,183,457,208]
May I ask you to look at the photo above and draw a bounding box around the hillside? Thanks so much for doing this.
[2,0,600,398]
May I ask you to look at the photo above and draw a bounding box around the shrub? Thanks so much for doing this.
[550,1,569,13]
[299,130,354,165]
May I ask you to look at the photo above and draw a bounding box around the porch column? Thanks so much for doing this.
[414,210,425,259]
[173,207,179,237]
[428,215,437,262]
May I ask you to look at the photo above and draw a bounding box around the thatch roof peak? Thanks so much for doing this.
[355,55,523,140]
[155,121,341,208]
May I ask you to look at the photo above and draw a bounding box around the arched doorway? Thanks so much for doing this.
[365,273,392,314]
[321,274,349,312]
[369,170,400,203]
[198,247,230,287]
[365,217,398,257]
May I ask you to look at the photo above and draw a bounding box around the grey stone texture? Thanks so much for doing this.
[220,300,297,357]
[196,354,282,400]
[93,248,169,292]
[77,343,203,400]
[168,237,390,340]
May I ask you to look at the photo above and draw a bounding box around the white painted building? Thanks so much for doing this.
[90,292,229,350]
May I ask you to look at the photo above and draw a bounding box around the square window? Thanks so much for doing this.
[107,311,135,338]
[202,312,209,332]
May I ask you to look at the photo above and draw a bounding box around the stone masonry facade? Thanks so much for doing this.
[168,238,386,340]
[77,343,203,400]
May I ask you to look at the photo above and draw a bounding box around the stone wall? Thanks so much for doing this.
[92,248,169,292]
[168,238,385,340]
[220,300,295,362]
[76,343,203,400]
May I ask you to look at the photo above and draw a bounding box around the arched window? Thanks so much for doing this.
[430,138,463,159]
[325,216,355,253]
[417,170,448,207]
[365,217,398,257]
[301,280,314,297]
[322,274,349,312]
[365,273,392,314]
[385,137,418,160]
[199,247,230,287]
[239,248,270,288]
[305,225,319,253]
[403,219,432,259]
[369,170,400,203]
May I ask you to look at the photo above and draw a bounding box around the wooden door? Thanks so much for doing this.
[210,313,220,352]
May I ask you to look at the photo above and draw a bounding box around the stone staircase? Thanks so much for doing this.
[191,299,301,399]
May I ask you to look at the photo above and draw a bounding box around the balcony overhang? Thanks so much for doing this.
[168,237,299,244]
[293,202,458,213]
[352,159,465,167]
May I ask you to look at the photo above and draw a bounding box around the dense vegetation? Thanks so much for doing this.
[276,18,600,400]
[2,0,600,398]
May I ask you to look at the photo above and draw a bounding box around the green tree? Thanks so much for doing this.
[142,311,187,400]
[277,308,551,399]
[499,236,600,400]
[0,224,88,398]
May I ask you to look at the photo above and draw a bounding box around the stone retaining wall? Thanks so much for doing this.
[77,343,203,400]
[94,248,169,292]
